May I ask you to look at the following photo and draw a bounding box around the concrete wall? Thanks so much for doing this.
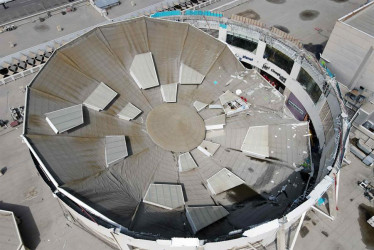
[322,21,374,91]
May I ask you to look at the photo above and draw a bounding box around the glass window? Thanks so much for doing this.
[241,61,253,69]
[264,45,294,74]
[297,67,322,104]
[226,34,258,53]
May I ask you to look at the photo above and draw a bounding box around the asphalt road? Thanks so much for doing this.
[0,0,74,24]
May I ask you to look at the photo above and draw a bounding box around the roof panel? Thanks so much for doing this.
[161,83,178,103]
[179,63,205,85]
[118,103,142,121]
[186,206,229,234]
[143,184,185,210]
[45,104,84,133]
[105,136,128,167]
[130,52,159,89]
[193,101,208,112]
[0,210,22,250]
[241,125,269,159]
[344,3,374,37]
[83,82,118,111]
[178,152,198,172]
[207,168,245,195]
[198,140,220,157]
[205,114,226,130]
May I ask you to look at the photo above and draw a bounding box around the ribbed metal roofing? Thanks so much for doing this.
[117,103,142,121]
[186,206,229,234]
[45,104,84,134]
[83,82,118,111]
[241,125,269,159]
[207,168,245,195]
[143,184,185,210]
[130,52,159,89]
[161,83,178,103]
[105,136,128,167]
[343,3,374,37]
[178,152,198,172]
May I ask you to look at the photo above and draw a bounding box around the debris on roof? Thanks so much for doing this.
[219,90,249,116]
[45,104,84,134]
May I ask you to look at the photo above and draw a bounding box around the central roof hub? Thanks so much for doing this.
[146,103,205,152]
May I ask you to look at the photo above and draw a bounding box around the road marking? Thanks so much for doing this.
[210,0,241,11]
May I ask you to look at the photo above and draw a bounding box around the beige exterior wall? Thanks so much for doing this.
[322,21,374,90]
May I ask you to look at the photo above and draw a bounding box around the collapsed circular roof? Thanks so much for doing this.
[24,17,313,240]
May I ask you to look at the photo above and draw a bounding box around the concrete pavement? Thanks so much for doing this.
[294,152,374,250]
[204,0,367,46]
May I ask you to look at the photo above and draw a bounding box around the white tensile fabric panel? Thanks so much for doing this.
[118,103,142,121]
[178,152,198,172]
[186,206,229,234]
[130,52,159,89]
[207,168,245,195]
[179,63,205,85]
[83,82,118,111]
[198,140,220,157]
[161,83,178,103]
[204,114,226,130]
[105,136,128,167]
[193,101,208,112]
[45,104,83,134]
[241,125,269,159]
[143,184,185,210]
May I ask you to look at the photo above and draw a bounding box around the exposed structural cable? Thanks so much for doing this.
[78,203,98,225]
[203,15,211,31]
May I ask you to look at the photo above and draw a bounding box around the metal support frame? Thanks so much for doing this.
[311,205,334,221]
[335,170,340,209]
[277,217,287,250]
[289,211,306,250]
[326,186,337,219]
